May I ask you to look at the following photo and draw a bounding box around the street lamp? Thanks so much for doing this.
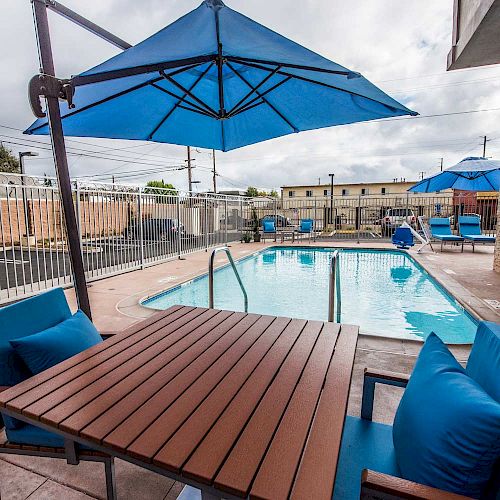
[18,151,39,238]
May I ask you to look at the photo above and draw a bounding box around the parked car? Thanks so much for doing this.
[381,208,416,235]
[123,218,184,241]
[260,214,291,227]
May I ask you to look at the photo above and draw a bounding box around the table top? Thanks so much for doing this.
[0,305,358,499]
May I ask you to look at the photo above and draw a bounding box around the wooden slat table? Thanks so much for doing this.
[0,305,358,500]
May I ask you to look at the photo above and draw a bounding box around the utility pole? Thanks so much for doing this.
[419,171,425,180]
[186,146,193,192]
[482,136,489,157]
[439,158,443,172]
[212,149,217,193]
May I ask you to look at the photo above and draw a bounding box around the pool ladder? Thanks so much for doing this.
[329,250,342,322]
[209,247,248,313]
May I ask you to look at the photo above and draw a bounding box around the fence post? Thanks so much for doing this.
[138,189,145,269]
[224,197,228,245]
[176,194,182,259]
[274,197,278,227]
[357,194,361,244]
[406,192,410,224]
[75,181,82,248]
[205,194,209,252]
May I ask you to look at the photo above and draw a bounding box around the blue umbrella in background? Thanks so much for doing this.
[26,0,416,151]
[409,157,500,193]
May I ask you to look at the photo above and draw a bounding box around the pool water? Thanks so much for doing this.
[143,248,477,343]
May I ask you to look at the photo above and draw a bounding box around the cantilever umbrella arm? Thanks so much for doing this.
[29,0,133,319]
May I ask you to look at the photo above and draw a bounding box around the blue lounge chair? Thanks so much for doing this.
[428,217,464,252]
[333,320,500,499]
[0,289,117,500]
[261,219,277,242]
[458,215,496,252]
[392,226,414,249]
[296,219,315,242]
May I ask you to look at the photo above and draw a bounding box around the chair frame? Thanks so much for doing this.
[359,368,473,500]
[0,333,118,500]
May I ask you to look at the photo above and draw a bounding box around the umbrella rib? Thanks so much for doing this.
[227,76,292,118]
[226,65,282,116]
[226,62,298,132]
[160,71,219,117]
[233,58,415,116]
[229,100,266,117]
[71,55,216,87]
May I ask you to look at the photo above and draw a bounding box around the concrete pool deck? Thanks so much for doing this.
[1,240,498,499]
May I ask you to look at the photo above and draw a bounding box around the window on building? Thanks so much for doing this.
[323,189,329,196]
[341,189,349,196]
[288,191,295,198]
[381,187,386,195]
[306,190,313,197]
[361,188,369,195]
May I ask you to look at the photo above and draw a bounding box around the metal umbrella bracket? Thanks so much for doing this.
[26,0,417,316]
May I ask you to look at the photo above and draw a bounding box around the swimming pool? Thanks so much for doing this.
[143,248,477,343]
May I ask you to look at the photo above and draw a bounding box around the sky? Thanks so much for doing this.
[1,0,500,193]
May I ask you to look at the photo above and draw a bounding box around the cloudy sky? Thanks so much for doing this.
[1,0,500,192]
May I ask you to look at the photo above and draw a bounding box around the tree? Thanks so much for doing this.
[144,180,177,195]
[0,143,20,173]
[246,186,259,197]
[269,189,278,198]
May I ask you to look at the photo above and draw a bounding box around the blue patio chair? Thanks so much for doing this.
[0,288,117,500]
[458,215,496,252]
[333,320,500,499]
[392,227,414,250]
[296,219,315,242]
[261,219,277,242]
[428,217,464,252]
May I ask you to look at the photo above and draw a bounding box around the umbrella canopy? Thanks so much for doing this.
[409,157,500,193]
[25,0,416,151]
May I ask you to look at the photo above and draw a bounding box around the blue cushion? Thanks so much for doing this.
[263,221,275,232]
[393,333,500,498]
[6,422,65,447]
[333,416,400,500]
[0,288,71,386]
[9,310,102,376]
[467,321,500,403]
[299,220,313,232]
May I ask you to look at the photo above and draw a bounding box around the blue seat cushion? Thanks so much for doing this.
[263,221,275,232]
[333,416,400,500]
[9,310,102,376]
[433,234,463,241]
[466,321,500,403]
[0,288,72,387]
[393,333,500,499]
[463,235,496,242]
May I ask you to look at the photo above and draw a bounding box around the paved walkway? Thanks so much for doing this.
[1,239,496,499]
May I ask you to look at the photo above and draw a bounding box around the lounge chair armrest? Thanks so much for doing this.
[361,470,473,500]
[99,331,117,340]
[361,368,409,421]
[0,387,9,431]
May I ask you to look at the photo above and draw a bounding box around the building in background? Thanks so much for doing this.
[447,0,500,69]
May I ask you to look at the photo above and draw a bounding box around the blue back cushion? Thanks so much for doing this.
[9,310,102,376]
[0,288,71,386]
[263,220,275,232]
[393,333,500,498]
[467,321,500,403]
[300,220,313,232]
[459,216,482,236]
[429,218,452,236]
[392,227,413,244]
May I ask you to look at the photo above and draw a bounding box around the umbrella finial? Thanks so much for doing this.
[204,0,225,10]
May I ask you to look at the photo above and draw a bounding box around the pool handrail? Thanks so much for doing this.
[209,246,248,313]
[328,250,342,323]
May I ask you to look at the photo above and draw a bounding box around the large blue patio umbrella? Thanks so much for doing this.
[25,0,416,151]
[409,157,500,193]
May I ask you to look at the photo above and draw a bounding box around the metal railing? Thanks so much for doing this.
[208,246,248,313]
[328,250,342,323]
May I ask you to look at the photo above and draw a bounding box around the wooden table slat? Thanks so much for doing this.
[249,322,341,500]
[290,324,359,500]
[124,314,273,461]
[152,316,293,472]
[214,320,324,498]
[79,311,247,443]
[3,306,195,410]
[182,318,309,485]
[43,309,225,428]
[25,308,215,422]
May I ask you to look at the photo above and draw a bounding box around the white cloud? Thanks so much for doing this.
[1,0,499,192]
